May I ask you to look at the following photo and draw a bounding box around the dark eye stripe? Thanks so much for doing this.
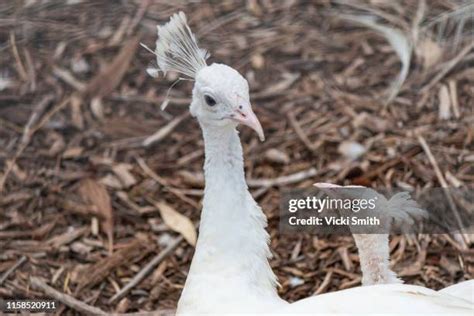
[204,95,216,106]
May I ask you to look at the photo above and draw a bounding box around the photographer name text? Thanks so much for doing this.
[288,215,380,226]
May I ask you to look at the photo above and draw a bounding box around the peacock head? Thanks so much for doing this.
[146,12,264,141]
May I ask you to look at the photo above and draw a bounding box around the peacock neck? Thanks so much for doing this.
[180,122,280,307]
[201,123,246,189]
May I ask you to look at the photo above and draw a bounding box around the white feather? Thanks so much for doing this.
[421,3,474,52]
[341,15,412,104]
[313,183,428,286]
[153,11,209,78]
[440,280,474,303]
[145,67,160,78]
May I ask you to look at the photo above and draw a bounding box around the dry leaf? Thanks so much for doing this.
[85,36,140,98]
[71,241,93,255]
[115,298,131,314]
[46,131,65,156]
[417,39,443,69]
[155,200,196,246]
[251,53,265,69]
[247,0,263,16]
[151,261,168,284]
[90,97,104,120]
[100,174,123,189]
[62,146,83,159]
[112,163,137,188]
[79,179,114,254]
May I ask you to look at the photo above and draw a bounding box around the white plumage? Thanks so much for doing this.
[439,280,474,303]
[314,183,473,303]
[153,11,208,78]
[314,183,428,286]
[148,12,474,315]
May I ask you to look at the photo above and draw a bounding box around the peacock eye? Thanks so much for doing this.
[204,94,216,107]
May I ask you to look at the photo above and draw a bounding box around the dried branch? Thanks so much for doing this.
[31,276,108,315]
[0,256,27,285]
[109,236,183,304]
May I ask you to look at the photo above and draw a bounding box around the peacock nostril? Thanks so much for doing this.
[239,105,243,110]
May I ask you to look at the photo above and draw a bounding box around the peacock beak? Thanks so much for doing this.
[230,104,265,141]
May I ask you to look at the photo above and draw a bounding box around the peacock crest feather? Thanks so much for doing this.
[144,11,209,79]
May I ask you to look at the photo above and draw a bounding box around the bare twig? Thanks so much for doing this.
[448,80,460,118]
[23,47,36,91]
[21,94,55,145]
[287,111,317,153]
[421,41,474,93]
[416,132,468,247]
[314,270,333,295]
[127,0,150,35]
[31,96,72,136]
[136,156,199,208]
[416,133,449,188]
[411,0,426,43]
[31,276,174,316]
[354,147,421,181]
[0,256,27,285]
[135,156,168,186]
[10,32,27,81]
[30,276,108,315]
[0,95,65,193]
[52,66,86,92]
[108,236,184,303]
[142,112,189,147]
